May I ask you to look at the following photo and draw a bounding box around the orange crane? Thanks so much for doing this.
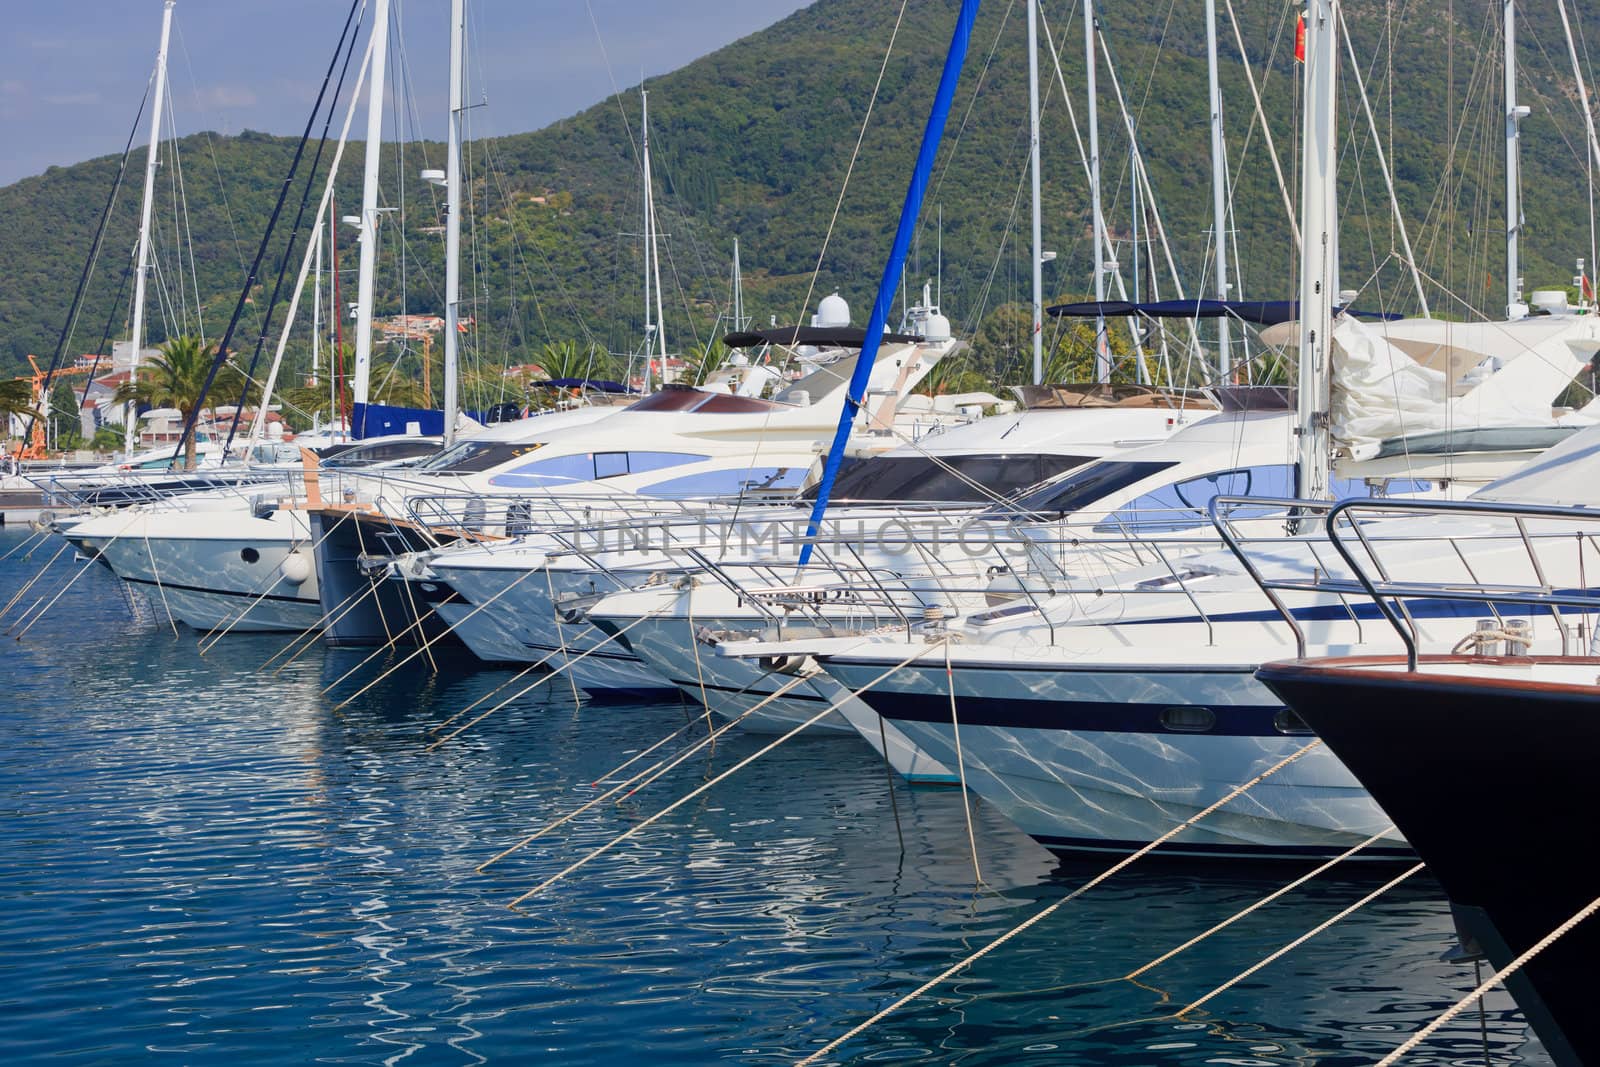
[9,355,92,461]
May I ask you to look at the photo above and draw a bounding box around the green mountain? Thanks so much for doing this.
[2,0,1594,401]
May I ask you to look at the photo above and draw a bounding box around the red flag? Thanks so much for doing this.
[1584,274,1594,301]
[1294,14,1306,62]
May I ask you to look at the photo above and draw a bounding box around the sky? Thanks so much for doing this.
[0,0,813,186]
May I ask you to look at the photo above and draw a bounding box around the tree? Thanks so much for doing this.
[114,334,241,470]
[0,378,38,421]
[913,355,993,397]
[50,380,84,450]
[1,378,39,458]
[679,339,729,386]
[536,339,612,381]
[89,425,124,453]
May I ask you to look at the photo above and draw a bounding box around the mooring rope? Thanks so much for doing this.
[1176,862,1426,1017]
[424,606,672,750]
[260,579,383,674]
[507,640,950,909]
[1376,893,1600,1065]
[1125,826,1397,980]
[476,673,813,875]
[144,530,180,637]
[323,561,543,703]
[945,637,985,888]
[0,540,71,624]
[794,739,1326,1066]
[544,565,583,707]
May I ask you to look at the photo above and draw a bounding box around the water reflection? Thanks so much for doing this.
[0,529,1547,1064]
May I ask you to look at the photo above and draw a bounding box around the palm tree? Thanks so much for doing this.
[1,378,39,462]
[1,378,39,421]
[680,339,729,386]
[537,339,612,382]
[277,341,438,432]
[114,334,240,469]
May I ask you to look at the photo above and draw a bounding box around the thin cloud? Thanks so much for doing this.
[199,85,258,110]
[42,92,101,107]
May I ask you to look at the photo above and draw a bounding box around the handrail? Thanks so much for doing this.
[1211,493,1600,671]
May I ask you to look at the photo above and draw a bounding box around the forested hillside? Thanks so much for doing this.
[3,0,1594,402]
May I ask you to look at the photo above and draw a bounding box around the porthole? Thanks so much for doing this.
[240,547,261,564]
[1160,706,1216,733]
[1273,709,1315,735]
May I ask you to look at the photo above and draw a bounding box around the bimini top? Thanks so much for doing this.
[1017,382,1218,410]
[1047,298,1399,323]
[722,324,922,349]
[531,377,632,394]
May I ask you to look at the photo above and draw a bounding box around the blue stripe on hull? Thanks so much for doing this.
[862,689,1288,737]
[1034,833,1416,862]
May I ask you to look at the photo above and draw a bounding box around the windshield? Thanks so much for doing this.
[1002,460,1176,516]
[414,440,544,473]
[322,439,442,468]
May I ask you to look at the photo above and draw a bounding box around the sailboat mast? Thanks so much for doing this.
[1204,0,1232,379]
[1296,0,1338,500]
[350,0,391,417]
[732,236,745,331]
[1504,0,1528,318]
[640,89,654,392]
[1027,0,1044,385]
[442,0,465,445]
[643,90,668,383]
[1084,1,1109,382]
[311,223,322,388]
[125,0,175,458]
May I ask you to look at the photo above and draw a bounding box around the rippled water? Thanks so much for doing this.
[0,527,1549,1064]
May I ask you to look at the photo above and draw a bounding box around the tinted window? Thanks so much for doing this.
[486,449,705,489]
[489,454,597,487]
[626,385,783,414]
[627,451,705,474]
[641,466,808,499]
[322,440,441,467]
[1096,465,1289,532]
[806,453,1092,504]
[1094,464,1436,531]
[415,440,544,473]
[1005,460,1176,516]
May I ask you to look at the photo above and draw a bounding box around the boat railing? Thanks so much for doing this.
[1210,494,1600,668]
[35,466,305,512]
[401,492,737,543]
[674,549,927,637]
[639,519,1239,646]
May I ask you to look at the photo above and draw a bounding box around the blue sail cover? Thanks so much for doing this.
[351,402,445,439]
[798,0,982,566]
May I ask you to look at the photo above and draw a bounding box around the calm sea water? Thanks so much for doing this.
[0,526,1548,1065]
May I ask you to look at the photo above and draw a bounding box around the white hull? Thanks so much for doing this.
[428,555,671,691]
[69,506,320,633]
[820,654,1410,859]
[592,600,958,784]
[433,599,529,664]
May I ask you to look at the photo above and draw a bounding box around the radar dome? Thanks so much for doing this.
[922,312,951,342]
[812,291,850,328]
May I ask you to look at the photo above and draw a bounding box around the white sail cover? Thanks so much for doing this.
[1330,315,1600,460]
[1329,317,1449,459]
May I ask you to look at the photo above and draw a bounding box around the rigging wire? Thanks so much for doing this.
[172,0,366,466]
[220,1,366,456]
[21,78,152,453]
